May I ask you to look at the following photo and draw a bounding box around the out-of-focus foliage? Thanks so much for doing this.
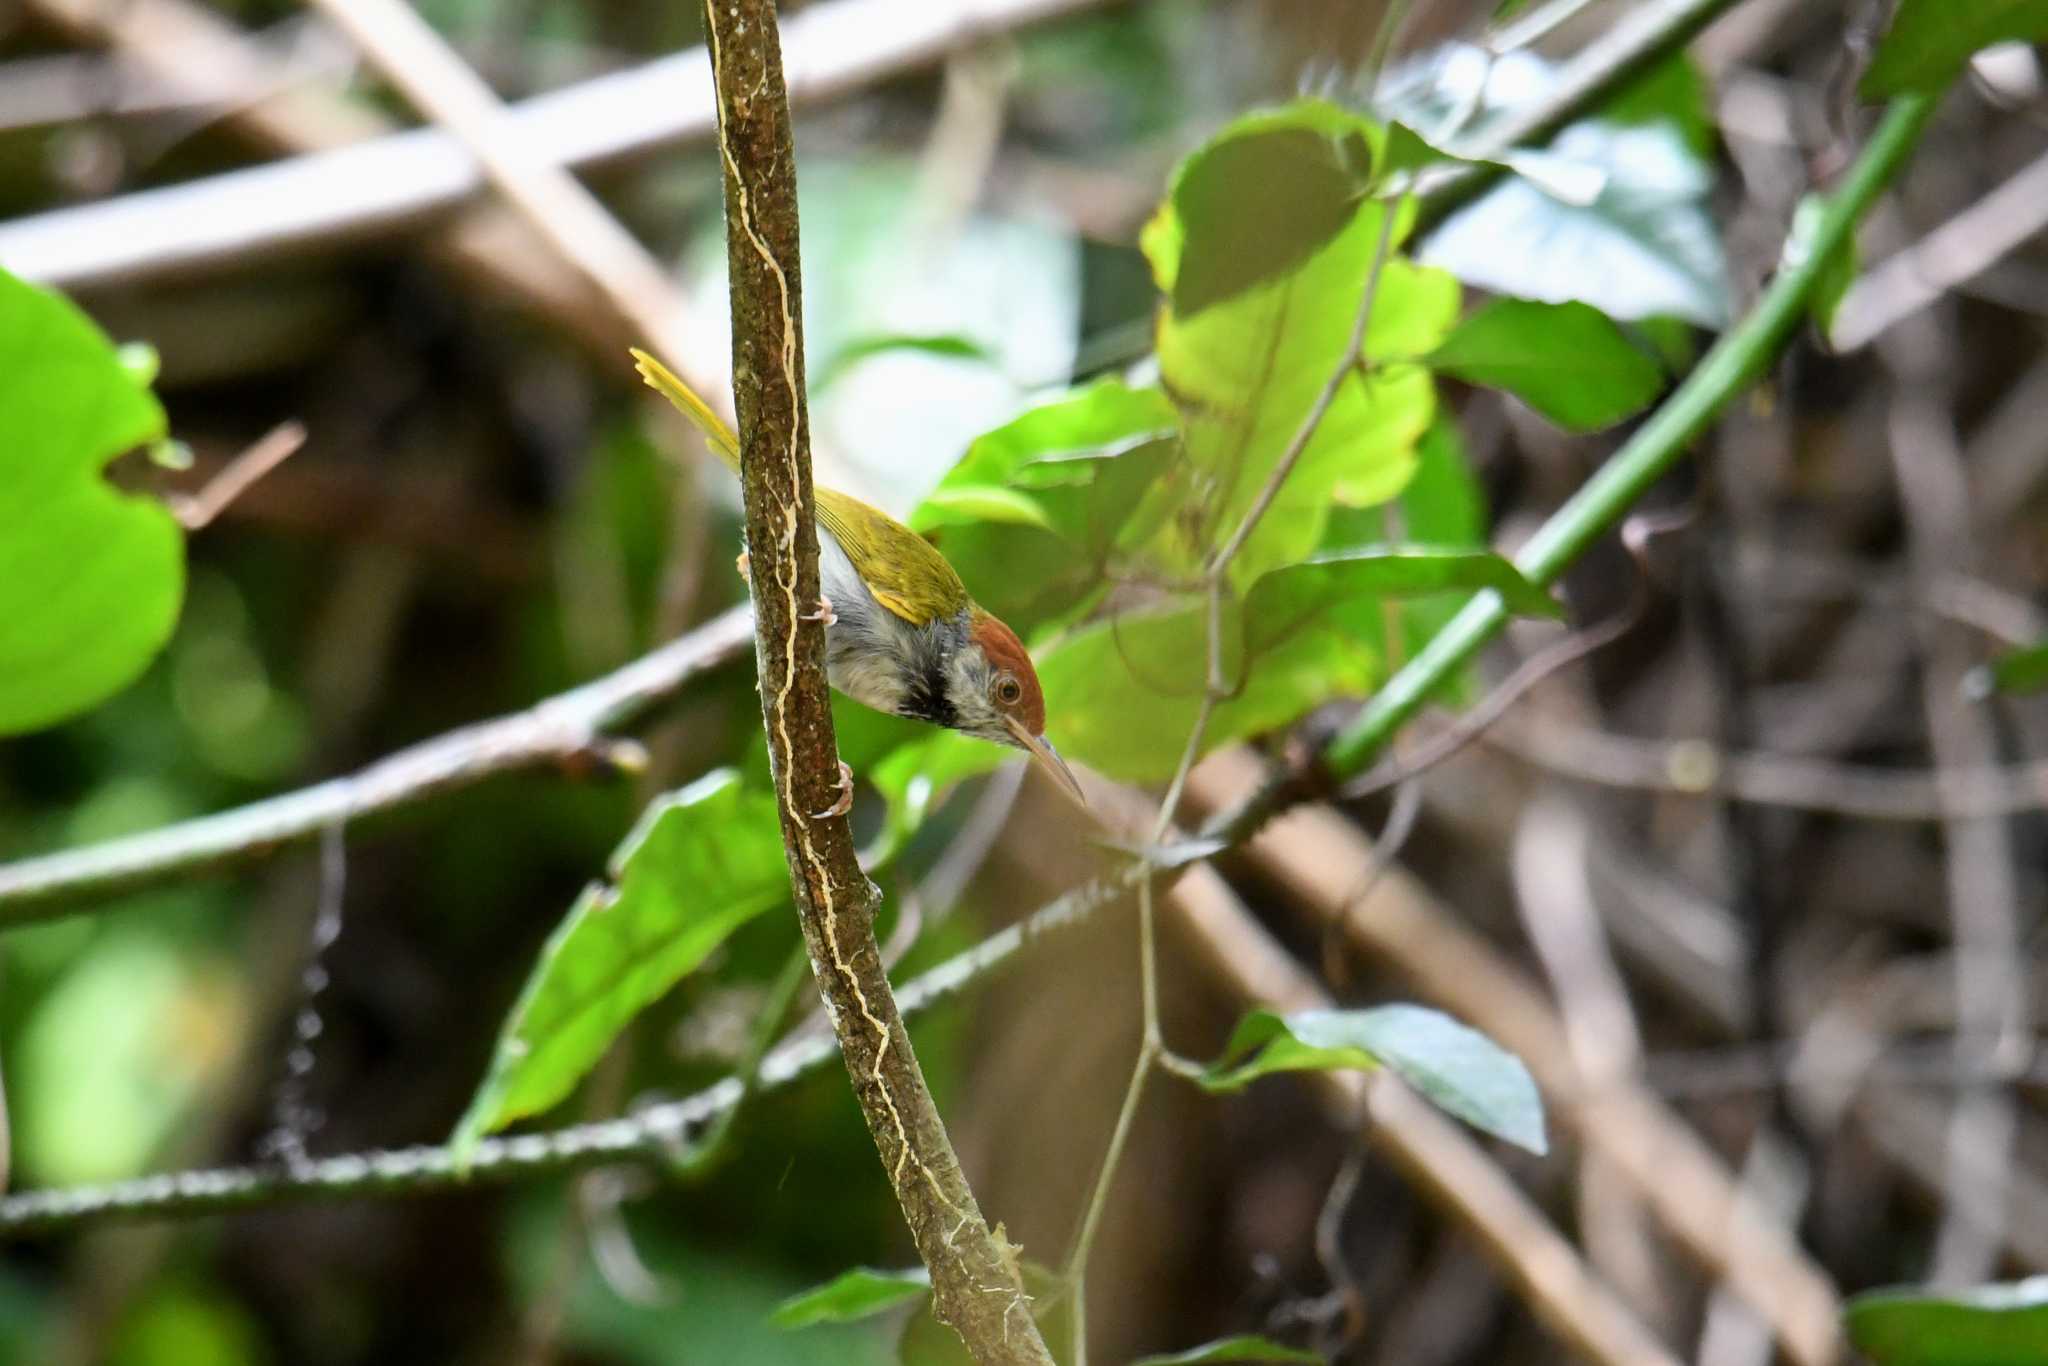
[1845,1278,2048,1365]
[1198,1005,1547,1155]
[770,1266,933,1328]
[1384,48,1728,328]
[1861,0,2048,97]
[1974,639,2048,697]
[453,770,788,1151]
[0,269,183,735]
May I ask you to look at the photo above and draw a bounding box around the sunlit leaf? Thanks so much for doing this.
[1036,587,1380,783]
[451,771,788,1156]
[1429,298,1664,431]
[0,269,183,735]
[1158,107,1374,316]
[911,485,1054,531]
[1199,1005,1548,1154]
[1421,121,1728,328]
[1845,1277,2048,1365]
[1146,177,1456,582]
[769,1267,931,1329]
[1863,0,2048,98]
[1133,1334,1324,1364]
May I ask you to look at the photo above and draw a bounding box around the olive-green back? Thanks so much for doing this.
[631,347,968,627]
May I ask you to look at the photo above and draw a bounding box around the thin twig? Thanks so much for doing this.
[0,606,754,922]
[170,420,306,531]
[0,0,1127,293]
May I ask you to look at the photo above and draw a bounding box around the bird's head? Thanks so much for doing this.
[942,612,1084,805]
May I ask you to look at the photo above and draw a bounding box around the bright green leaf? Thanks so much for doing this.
[1133,1334,1324,1364]
[0,269,183,735]
[1863,0,2048,98]
[911,485,1053,531]
[1199,1005,1548,1155]
[1036,586,1381,782]
[1147,188,1456,582]
[769,1267,931,1329]
[451,771,788,1156]
[1429,298,1664,431]
[1845,1277,2048,1365]
[1421,121,1728,328]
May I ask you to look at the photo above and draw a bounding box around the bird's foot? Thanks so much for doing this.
[801,595,837,626]
[811,760,855,820]
[735,550,750,582]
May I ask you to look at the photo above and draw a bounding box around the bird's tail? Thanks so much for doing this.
[630,347,741,471]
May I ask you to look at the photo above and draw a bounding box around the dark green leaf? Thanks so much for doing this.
[0,269,183,735]
[913,381,1178,635]
[1133,1334,1324,1364]
[769,1267,931,1329]
[1421,121,1728,328]
[1429,298,1664,431]
[1863,0,2048,98]
[1845,1278,2048,1365]
[450,771,788,1156]
[1147,184,1456,582]
[815,333,995,389]
[1152,103,1376,316]
[1200,1005,1548,1154]
[1252,547,1563,629]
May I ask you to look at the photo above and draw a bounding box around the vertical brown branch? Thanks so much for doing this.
[699,4,1051,1361]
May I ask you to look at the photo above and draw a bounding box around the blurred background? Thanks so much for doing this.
[0,0,2045,1362]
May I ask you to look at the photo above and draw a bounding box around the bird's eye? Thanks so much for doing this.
[993,675,1023,707]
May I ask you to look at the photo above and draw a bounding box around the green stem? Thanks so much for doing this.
[1325,92,1940,778]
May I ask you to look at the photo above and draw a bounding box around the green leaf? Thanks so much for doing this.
[451,771,788,1156]
[1162,115,1373,316]
[1199,1005,1548,1155]
[914,380,1178,635]
[1429,298,1664,431]
[1421,121,1728,328]
[911,485,1053,531]
[815,332,995,390]
[1133,1334,1324,1364]
[1252,547,1563,626]
[0,269,183,735]
[1142,102,1381,313]
[1036,583,1381,783]
[1969,640,2048,698]
[1863,0,2048,98]
[769,1266,931,1329]
[1845,1278,2048,1365]
[1147,178,1457,582]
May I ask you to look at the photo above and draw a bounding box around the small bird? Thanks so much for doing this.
[631,348,1084,810]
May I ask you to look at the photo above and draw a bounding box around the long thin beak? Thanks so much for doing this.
[1006,718,1087,807]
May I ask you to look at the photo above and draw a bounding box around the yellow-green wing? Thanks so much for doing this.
[631,347,740,472]
[817,487,970,627]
